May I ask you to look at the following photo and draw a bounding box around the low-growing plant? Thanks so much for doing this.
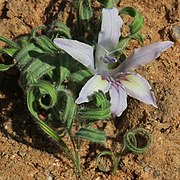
[0,0,173,175]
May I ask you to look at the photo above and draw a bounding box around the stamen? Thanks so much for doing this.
[100,55,117,63]
[106,77,121,91]
[99,43,126,64]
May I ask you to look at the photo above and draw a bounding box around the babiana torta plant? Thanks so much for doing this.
[0,0,173,174]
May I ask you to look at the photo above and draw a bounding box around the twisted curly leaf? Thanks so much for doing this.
[96,151,118,174]
[123,128,151,154]
[119,7,144,36]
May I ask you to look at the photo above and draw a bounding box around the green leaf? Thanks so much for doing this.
[28,80,57,110]
[78,91,110,122]
[35,35,59,54]
[31,25,46,38]
[0,64,15,71]
[18,57,55,88]
[94,91,108,107]
[15,43,44,69]
[117,7,144,52]
[0,48,18,57]
[56,54,71,84]
[0,36,19,49]
[18,35,32,47]
[76,127,106,143]
[27,85,77,168]
[119,7,144,35]
[15,41,56,88]
[96,151,118,175]
[78,106,110,121]
[56,87,77,130]
[70,69,92,84]
[123,128,151,154]
[48,20,71,39]
[132,32,144,45]
[97,0,118,8]
[64,97,76,130]
[78,0,93,21]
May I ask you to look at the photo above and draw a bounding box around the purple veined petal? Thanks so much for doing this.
[120,73,157,107]
[75,74,111,104]
[54,38,95,70]
[98,7,123,52]
[109,85,127,117]
[117,41,174,73]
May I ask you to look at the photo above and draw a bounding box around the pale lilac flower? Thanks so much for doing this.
[54,8,174,117]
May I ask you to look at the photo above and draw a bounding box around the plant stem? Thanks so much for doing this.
[68,130,81,173]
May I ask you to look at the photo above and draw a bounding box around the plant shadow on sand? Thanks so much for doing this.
[0,67,63,156]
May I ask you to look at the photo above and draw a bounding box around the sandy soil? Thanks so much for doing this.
[0,0,179,179]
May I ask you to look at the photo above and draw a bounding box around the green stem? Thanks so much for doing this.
[68,130,81,173]
[120,144,126,154]
[35,118,78,169]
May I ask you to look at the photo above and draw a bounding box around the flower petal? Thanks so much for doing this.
[109,85,127,117]
[75,74,110,104]
[118,41,174,72]
[95,45,108,72]
[54,38,94,69]
[98,7,123,52]
[120,73,157,107]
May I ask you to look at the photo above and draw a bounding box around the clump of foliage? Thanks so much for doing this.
[0,0,173,174]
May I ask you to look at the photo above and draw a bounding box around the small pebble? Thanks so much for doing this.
[144,165,152,172]
[17,150,27,157]
[48,173,55,180]
[171,26,180,42]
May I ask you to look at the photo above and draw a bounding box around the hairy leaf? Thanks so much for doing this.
[76,127,106,143]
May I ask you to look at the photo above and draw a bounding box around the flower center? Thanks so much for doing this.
[107,76,121,90]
